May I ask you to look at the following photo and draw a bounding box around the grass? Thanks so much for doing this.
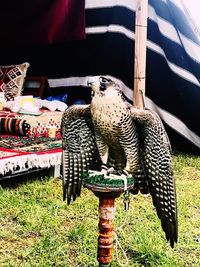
[0,154,200,267]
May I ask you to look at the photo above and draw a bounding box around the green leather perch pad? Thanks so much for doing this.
[82,172,134,187]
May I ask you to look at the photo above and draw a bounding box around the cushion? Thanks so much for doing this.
[0,117,30,136]
[0,62,30,101]
[0,109,62,138]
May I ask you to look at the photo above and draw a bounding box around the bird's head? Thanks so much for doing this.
[87,76,121,96]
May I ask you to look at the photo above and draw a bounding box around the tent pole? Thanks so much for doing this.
[133,0,148,109]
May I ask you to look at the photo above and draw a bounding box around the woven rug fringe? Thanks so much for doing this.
[0,152,62,175]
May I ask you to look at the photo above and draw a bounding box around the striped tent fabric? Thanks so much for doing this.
[1,0,199,153]
[49,0,200,154]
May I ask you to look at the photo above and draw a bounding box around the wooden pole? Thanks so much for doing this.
[133,0,148,109]
[97,197,115,266]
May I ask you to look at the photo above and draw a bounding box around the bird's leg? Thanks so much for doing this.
[100,148,109,175]
[95,133,110,174]
[121,161,134,180]
[88,134,110,176]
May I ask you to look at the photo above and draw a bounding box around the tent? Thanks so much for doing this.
[0,0,200,154]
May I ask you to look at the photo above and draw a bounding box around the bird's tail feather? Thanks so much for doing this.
[77,153,82,197]
[67,153,74,205]
[130,168,149,195]
[72,154,78,201]
[62,150,69,201]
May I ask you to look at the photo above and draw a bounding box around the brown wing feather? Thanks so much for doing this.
[131,108,178,247]
[61,105,101,204]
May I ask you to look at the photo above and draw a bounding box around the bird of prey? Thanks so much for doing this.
[61,76,178,247]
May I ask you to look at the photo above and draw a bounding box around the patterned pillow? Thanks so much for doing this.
[0,62,30,101]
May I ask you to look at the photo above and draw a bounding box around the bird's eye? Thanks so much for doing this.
[99,76,113,91]
[99,77,112,84]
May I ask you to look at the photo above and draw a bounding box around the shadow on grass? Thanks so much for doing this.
[126,249,162,266]
[0,169,53,189]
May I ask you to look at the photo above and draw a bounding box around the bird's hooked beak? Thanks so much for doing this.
[87,77,100,92]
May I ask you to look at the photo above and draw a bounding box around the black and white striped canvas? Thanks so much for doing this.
[48,0,200,153]
[1,0,200,153]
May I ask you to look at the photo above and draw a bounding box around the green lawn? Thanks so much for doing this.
[0,154,199,267]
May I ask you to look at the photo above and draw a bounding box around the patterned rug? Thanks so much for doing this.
[0,135,62,176]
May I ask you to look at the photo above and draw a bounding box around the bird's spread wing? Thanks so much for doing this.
[131,107,178,247]
[61,105,101,204]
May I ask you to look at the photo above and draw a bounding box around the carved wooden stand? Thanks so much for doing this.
[83,177,134,266]
[96,193,120,266]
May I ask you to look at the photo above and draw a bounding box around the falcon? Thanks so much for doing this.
[61,76,178,247]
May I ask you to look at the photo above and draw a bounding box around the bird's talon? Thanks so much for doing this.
[122,170,129,178]
[100,164,108,175]
[107,167,117,175]
[101,164,108,170]
[101,169,107,175]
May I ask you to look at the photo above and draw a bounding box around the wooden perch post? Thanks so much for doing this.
[82,174,134,266]
[97,196,118,266]
[133,0,148,109]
